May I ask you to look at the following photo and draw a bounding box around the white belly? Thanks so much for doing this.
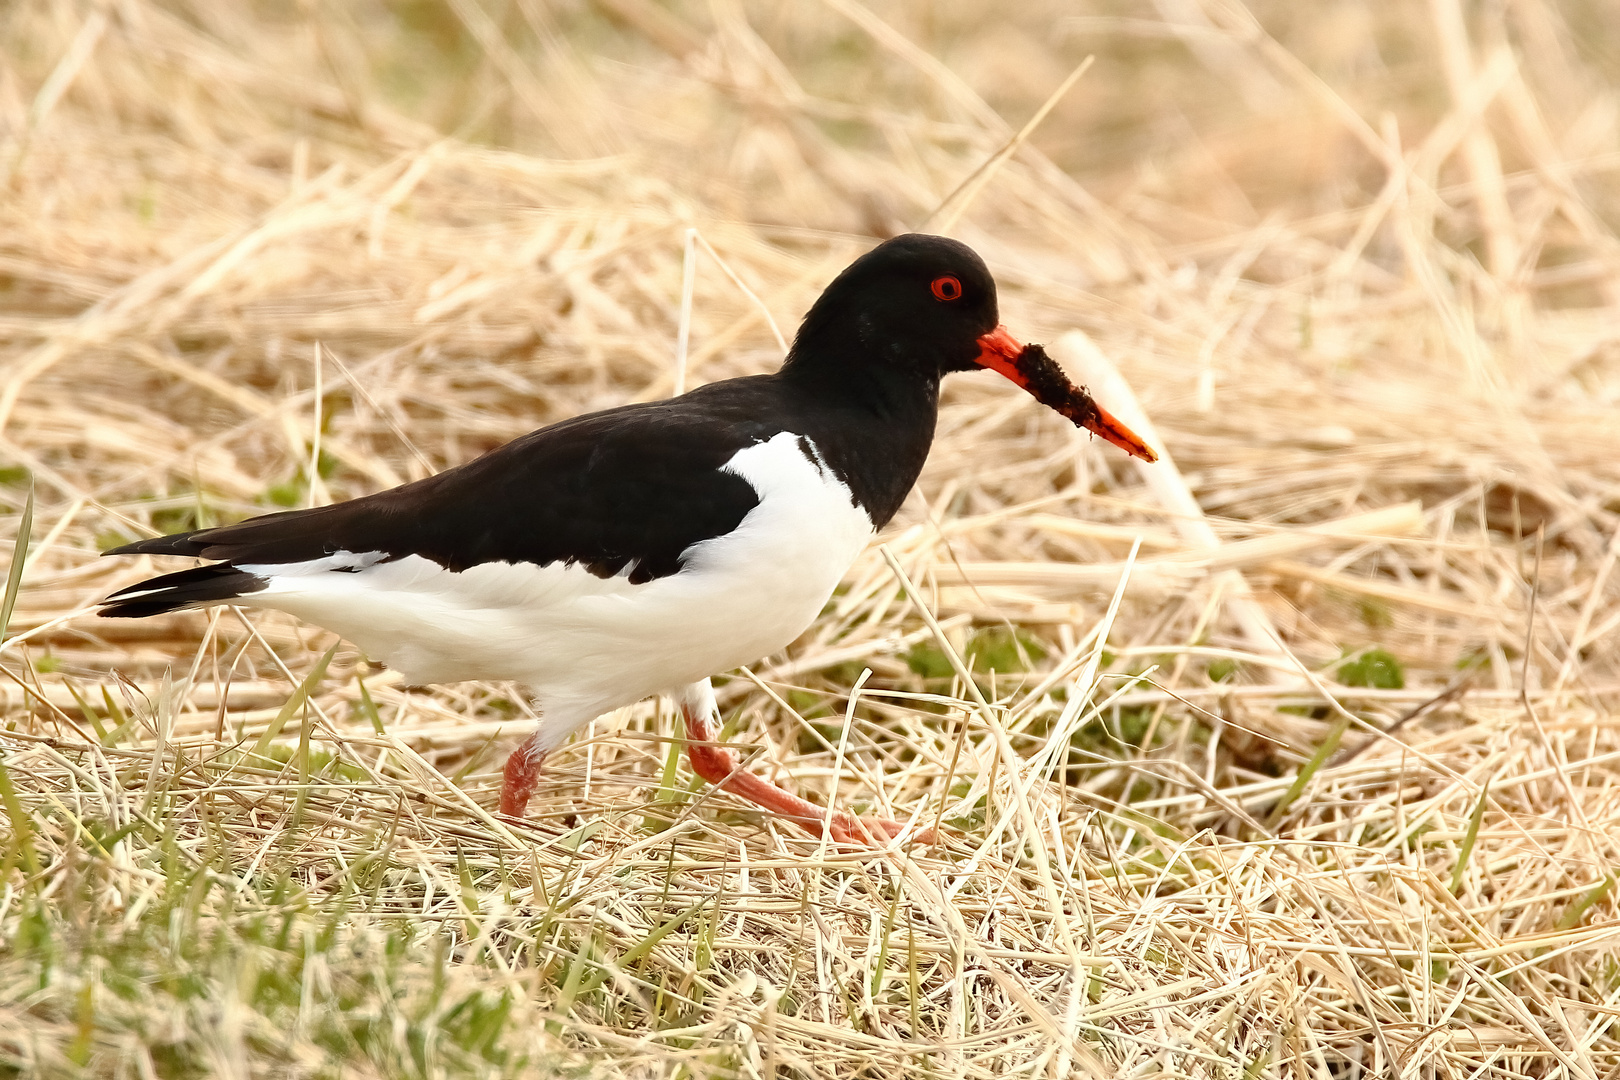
[235,431,874,749]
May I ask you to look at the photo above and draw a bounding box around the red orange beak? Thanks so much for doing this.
[974,326,1158,462]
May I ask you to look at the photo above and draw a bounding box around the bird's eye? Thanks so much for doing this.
[930,275,963,301]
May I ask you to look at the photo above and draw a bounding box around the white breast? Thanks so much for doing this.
[234,431,874,750]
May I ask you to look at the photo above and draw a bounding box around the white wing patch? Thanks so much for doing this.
[240,549,388,577]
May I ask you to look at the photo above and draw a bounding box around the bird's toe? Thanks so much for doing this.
[828,813,931,849]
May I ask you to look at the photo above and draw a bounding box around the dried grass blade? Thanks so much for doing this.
[926,55,1094,232]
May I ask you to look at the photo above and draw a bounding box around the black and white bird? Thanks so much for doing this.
[100,234,1155,845]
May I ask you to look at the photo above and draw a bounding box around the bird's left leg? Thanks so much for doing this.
[675,680,928,847]
[499,737,548,818]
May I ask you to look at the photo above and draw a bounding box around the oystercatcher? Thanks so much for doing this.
[100,234,1155,844]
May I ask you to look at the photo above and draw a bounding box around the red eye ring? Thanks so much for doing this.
[931,275,963,301]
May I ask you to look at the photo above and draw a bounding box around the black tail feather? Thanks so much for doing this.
[99,564,268,618]
[102,531,211,558]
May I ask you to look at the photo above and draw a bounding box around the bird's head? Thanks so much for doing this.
[786,233,1157,462]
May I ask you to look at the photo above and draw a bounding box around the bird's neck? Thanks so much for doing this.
[778,350,941,529]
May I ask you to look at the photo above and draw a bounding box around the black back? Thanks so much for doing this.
[108,384,773,585]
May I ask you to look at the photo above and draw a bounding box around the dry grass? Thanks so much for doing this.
[2,0,1620,1076]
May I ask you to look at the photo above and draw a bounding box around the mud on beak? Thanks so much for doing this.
[974,326,1158,463]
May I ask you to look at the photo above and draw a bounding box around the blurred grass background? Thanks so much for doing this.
[3,0,1620,1076]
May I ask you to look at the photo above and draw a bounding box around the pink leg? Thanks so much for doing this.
[677,683,929,848]
[499,743,547,818]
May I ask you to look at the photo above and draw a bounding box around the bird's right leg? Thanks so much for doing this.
[676,680,927,847]
[499,739,547,818]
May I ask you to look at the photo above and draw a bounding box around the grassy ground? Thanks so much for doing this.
[3,0,1620,1076]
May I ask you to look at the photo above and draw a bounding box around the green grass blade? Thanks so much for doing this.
[555,914,600,1013]
[572,897,707,997]
[63,679,107,741]
[286,677,314,838]
[99,684,131,745]
[644,713,687,832]
[656,719,684,799]
[0,748,40,877]
[1,483,35,644]
[1450,780,1489,894]
[873,881,905,998]
[251,644,338,761]
[354,669,384,735]
[1557,872,1616,932]
[1269,714,1352,825]
[0,489,40,878]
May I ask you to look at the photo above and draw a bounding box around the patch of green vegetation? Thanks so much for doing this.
[257,742,366,783]
[787,687,833,721]
[1357,597,1394,629]
[904,641,955,680]
[905,627,1047,681]
[1123,775,1157,805]
[1207,658,1239,683]
[1337,647,1405,690]
[971,626,1046,674]
[150,504,206,536]
[0,464,29,487]
[264,450,341,508]
[943,778,987,831]
[265,479,304,508]
[115,489,227,539]
[1114,707,1155,747]
[3,882,577,1079]
[1061,703,1164,782]
[1,718,619,1072]
[794,718,843,756]
[33,653,60,674]
[483,697,523,718]
[824,660,870,687]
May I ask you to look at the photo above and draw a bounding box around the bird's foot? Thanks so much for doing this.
[827,812,935,850]
[677,683,932,851]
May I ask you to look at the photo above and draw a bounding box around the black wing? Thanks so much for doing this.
[104,381,777,604]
